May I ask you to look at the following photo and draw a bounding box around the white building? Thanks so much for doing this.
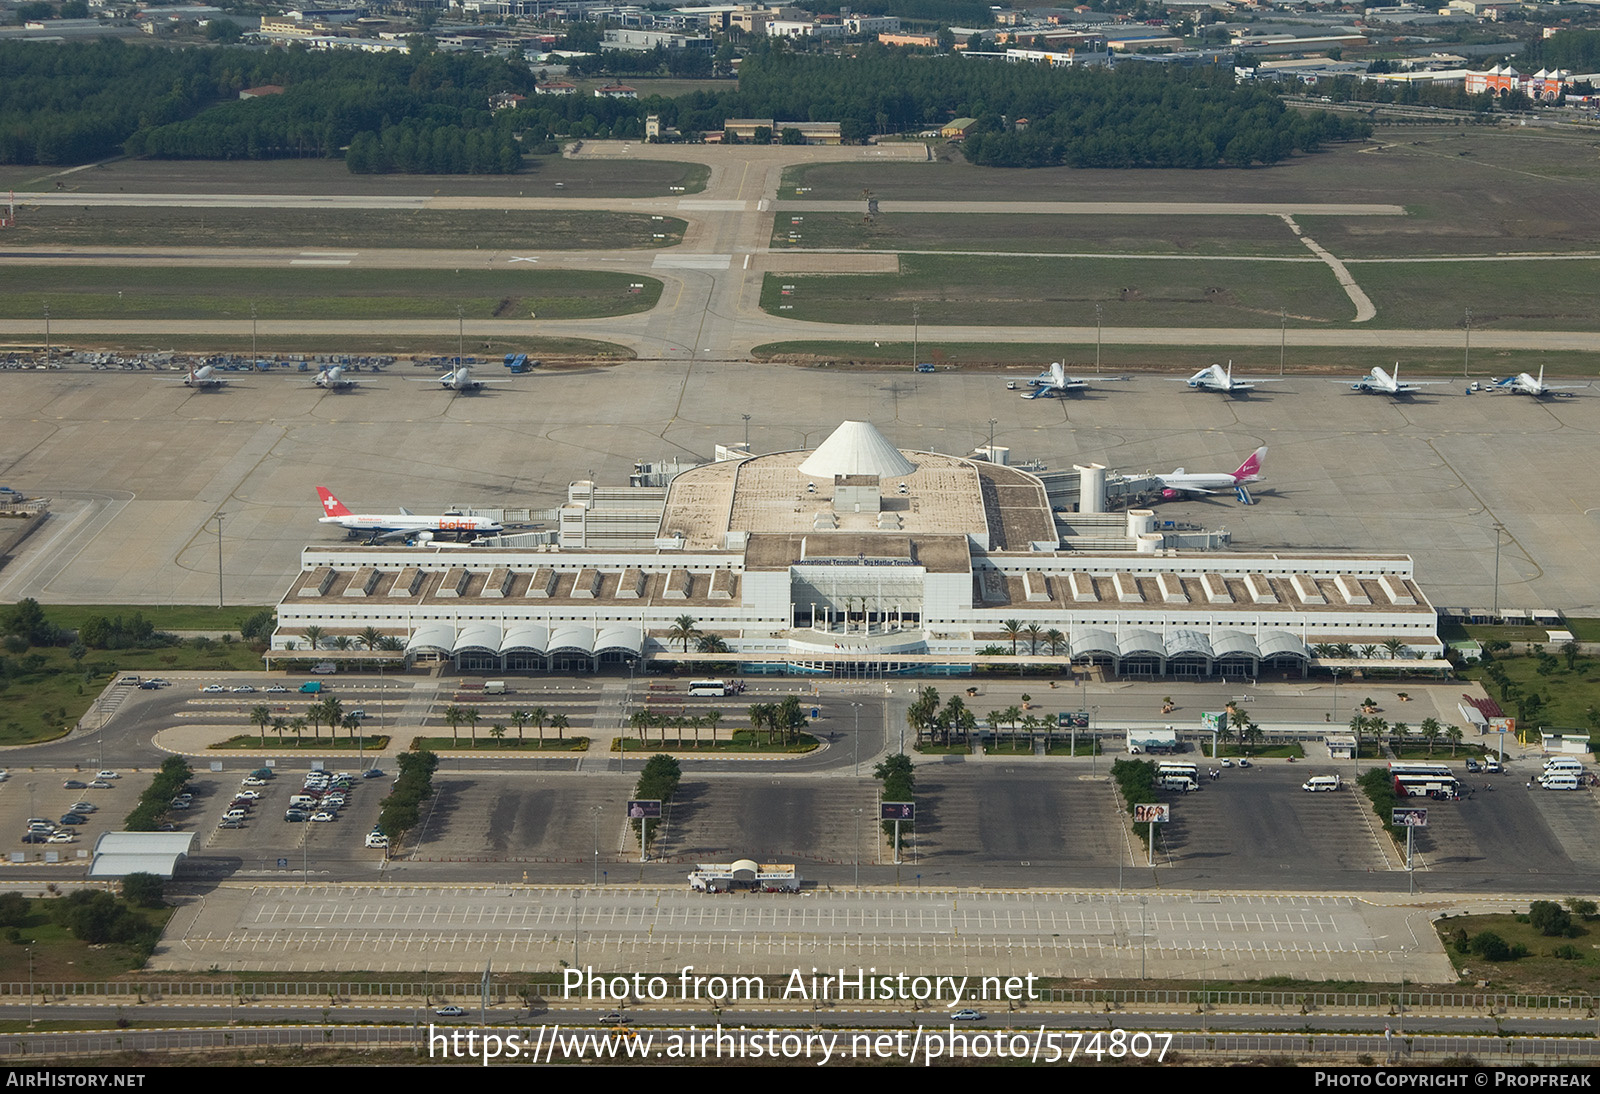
[272,421,1442,677]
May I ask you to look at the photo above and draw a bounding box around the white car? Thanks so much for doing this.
[365,832,390,849]
[266,685,290,694]
[241,777,268,787]
[95,771,120,780]
[202,685,226,694]
[46,833,76,844]
[231,685,256,694]
[310,812,337,823]
[233,790,262,801]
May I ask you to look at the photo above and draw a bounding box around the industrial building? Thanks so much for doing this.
[272,421,1442,678]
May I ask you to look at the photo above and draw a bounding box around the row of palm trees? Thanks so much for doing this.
[1312,640,1410,660]
[996,622,1067,657]
[247,695,366,747]
[1346,714,1462,757]
[440,704,570,748]
[295,626,404,652]
[629,707,724,748]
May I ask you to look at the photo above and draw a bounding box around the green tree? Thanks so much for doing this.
[120,872,165,908]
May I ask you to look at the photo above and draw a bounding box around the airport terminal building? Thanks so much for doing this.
[272,421,1442,677]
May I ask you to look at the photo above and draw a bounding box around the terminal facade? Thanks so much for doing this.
[272,421,1442,678]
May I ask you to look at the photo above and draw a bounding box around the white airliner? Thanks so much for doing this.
[1017,361,1127,399]
[1340,364,1448,397]
[1181,362,1285,395]
[312,365,366,390]
[1153,446,1267,501]
[1474,365,1588,398]
[180,365,229,388]
[316,487,503,543]
[410,365,510,393]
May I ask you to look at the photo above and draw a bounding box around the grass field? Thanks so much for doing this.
[1,268,663,322]
[770,212,1313,257]
[1459,650,1600,734]
[1436,911,1600,996]
[762,255,1352,327]
[0,899,174,981]
[5,207,687,252]
[2,154,711,199]
[40,605,269,634]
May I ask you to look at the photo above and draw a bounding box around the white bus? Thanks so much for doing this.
[687,679,727,697]
[1157,762,1198,781]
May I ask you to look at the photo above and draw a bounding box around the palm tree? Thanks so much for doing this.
[1382,638,1406,661]
[1001,620,1023,656]
[530,705,549,748]
[331,635,353,651]
[341,712,362,743]
[491,723,506,748]
[1045,629,1066,658]
[1444,724,1463,756]
[250,704,272,747]
[320,695,344,739]
[629,709,651,747]
[1333,643,1355,659]
[1348,714,1368,766]
[464,706,480,748]
[1003,704,1023,750]
[271,716,287,744]
[443,704,464,745]
[1241,721,1265,755]
[1025,623,1042,655]
[510,708,530,745]
[306,701,324,741]
[550,713,569,744]
[359,626,384,651]
[704,710,721,748]
[668,614,702,653]
[1419,719,1440,756]
[301,625,324,651]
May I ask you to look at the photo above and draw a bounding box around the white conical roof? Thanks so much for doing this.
[798,420,916,480]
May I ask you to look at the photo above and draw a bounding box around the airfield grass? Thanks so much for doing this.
[751,340,1599,376]
[0,900,176,980]
[40,604,270,634]
[760,255,1351,327]
[1,268,663,322]
[3,154,711,199]
[1352,259,1600,331]
[5,207,686,252]
[1458,650,1600,735]
[769,212,1313,257]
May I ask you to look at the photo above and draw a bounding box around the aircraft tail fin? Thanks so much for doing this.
[1234,446,1267,481]
[399,507,414,517]
[316,487,352,517]
[1050,361,1066,389]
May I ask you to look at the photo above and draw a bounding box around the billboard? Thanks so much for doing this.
[1133,803,1170,824]
[627,800,663,819]
[881,802,915,821]
[1392,807,1428,828]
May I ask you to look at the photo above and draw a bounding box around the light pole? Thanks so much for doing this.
[1279,308,1287,375]
[912,304,919,369]
[214,513,225,608]
[853,807,862,888]
[1463,308,1472,378]
[1094,303,1102,374]
[1492,521,1506,620]
[851,702,862,777]
[457,305,465,368]
[591,805,601,884]
[251,302,258,367]
[742,413,751,451]
[987,417,997,458]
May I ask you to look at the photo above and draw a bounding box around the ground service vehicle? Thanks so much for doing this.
[688,679,727,697]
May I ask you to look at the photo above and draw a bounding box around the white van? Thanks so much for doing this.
[1541,774,1580,791]
[1159,776,1198,793]
[483,681,507,695]
[1543,759,1583,774]
[1302,775,1342,792]
[288,794,318,808]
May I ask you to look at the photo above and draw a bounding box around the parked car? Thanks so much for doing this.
[435,1006,465,1018]
[231,685,256,694]
[59,814,88,826]
[95,770,119,780]
[362,768,386,780]
[202,685,226,693]
[88,780,112,789]
[62,780,87,790]
[266,685,291,694]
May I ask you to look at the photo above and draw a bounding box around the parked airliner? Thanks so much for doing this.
[1471,365,1587,398]
[1339,364,1448,397]
[1181,363,1285,395]
[1153,447,1267,501]
[1017,361,1128,398]
[316,487,502,543]
[410,365,510,393]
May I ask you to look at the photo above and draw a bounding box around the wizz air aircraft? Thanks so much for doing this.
[1181,362,1285,395]
[1154,446,1267,501]
[316,487,502,543]
[1340,364,1448,397]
